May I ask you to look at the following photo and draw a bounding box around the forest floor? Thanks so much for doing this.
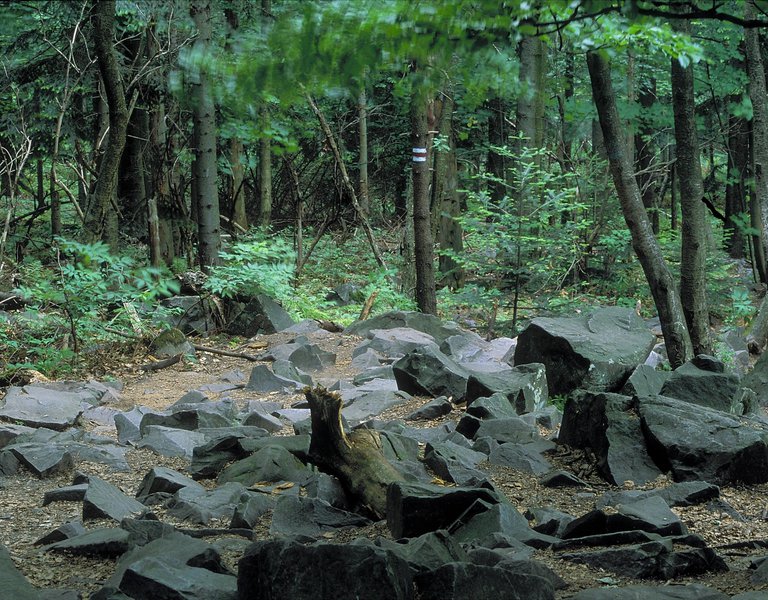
[1,328,768,598]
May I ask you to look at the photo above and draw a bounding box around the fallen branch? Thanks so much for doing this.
[191,344,260,362]
[358,290,379,321]
[139,354,181,371]
[305,386,404,519]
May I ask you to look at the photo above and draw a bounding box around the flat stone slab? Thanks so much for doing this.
[83,477,147,522]
[0,386,84,430]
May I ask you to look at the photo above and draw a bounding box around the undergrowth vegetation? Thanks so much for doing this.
[0,208,755,383]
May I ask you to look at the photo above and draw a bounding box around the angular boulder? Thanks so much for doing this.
[638,394,768,484]
[514,307,655,396]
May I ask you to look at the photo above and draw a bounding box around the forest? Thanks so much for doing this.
[1,0,768,378]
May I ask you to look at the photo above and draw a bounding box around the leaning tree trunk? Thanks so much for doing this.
[634,79,660,234]
[305,387,404,519]
[85,0,128,247]
[724,114,748,259]
[671,19,710,356]
[190,0,221,270]
[587,51,693,368]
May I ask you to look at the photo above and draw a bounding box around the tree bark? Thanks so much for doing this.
[724,114,748,258]
[587,50,693,368]
[85,0,128,247]
[258,0,272,228]
[671,19,710,355]
[412,88,437,315]
[190,0,221,270]
[745,0,768,350]
[487,97,508,204]
[358,85,370,218]
[634,79,660,234]
[225,3,247,232]
[305,387,404,519]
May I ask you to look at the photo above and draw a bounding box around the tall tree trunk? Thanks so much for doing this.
[85,0,128,247]
[634,79,660,234]
[258,0,272,228]
[725,114,748,258]
[587,50,693,368]
[433,93,464,290]
[671,20,710,355]
[412,87,437,315]
[190,0,220,270]
[487,97,508,204]
[745,0,768,350]
[358,85,370,218]
[225,3,247,232]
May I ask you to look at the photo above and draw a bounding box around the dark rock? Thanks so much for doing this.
[620,364,670,396]
[139,407,232,433]
[303,473,349,508]
[341,389,412,423]
[114,407,148,444]
[473,417,541,444]
[288,344,336,372]
[0,423,36,448]
[83,477,147,522]
[465,364,549,414]
[393,346,471,402]
[43,483,88,506]
[160,295,217,335]
[414,561,555,600]
[119,556,237,600]
[238,538,413,600]
[94,532,231,598]
[0,542,79,600]
[449,500,557,549]
[217,445,312,486]
[120,518,176,546]
[423,441,488,485]
[7,443,75,478]
[353,327,440,360]
[488,442,554,475]
[350,350,384,370]
[526,507,575,537]
[225,293,294,336]
[553,529,662,551]
[230,494,275,529]
[561,509,608,539]
[34,520,87,546]
[514,307,655,395]
[326,283,362,305]
[639,394,768,484]
[569,584,729,599]
[405,397,453,421]
[597,481,720,510]
[540,470,587,488]
[559,392,662,485]
[189,434,252,480]
[245,365,301,393]
[269,496,370,537]
[135,467,205,500]
[45,527,132,557]
[608,495,686,537]
[0,386,84,430]
[744,350,768,407]
[660,359,743,413]
[387,481,503,539]
[373,529,467,573]
[135,426,208,460]
[346,310,465,344]
[168,482,247,525]
[272,359,313,386]
[149,328,194,358]
[466,393,519,420]
[242,410,283,432]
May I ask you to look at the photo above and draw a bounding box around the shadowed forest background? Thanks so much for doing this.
[2,0,768,379]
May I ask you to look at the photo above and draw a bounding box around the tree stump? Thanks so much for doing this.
[305,386,404,519]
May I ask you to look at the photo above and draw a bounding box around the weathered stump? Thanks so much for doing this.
[305,386,404,519]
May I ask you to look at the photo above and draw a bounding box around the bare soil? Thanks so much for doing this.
[2,329,768,598]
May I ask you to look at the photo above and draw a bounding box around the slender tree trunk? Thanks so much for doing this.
[190,0,220,270]
[671,20,710,355]
[487,97,508,204]
[85,0,128,247]
[412,87,437,315]
[225,3,247,232]
[258,0,272,228]
[587,50,693,368]
[635,79,660,234]
[725,114,748,258]
[358,85,370,218]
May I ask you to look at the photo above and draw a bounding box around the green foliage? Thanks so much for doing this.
[203,231,296,300]
[6,238,180,376]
